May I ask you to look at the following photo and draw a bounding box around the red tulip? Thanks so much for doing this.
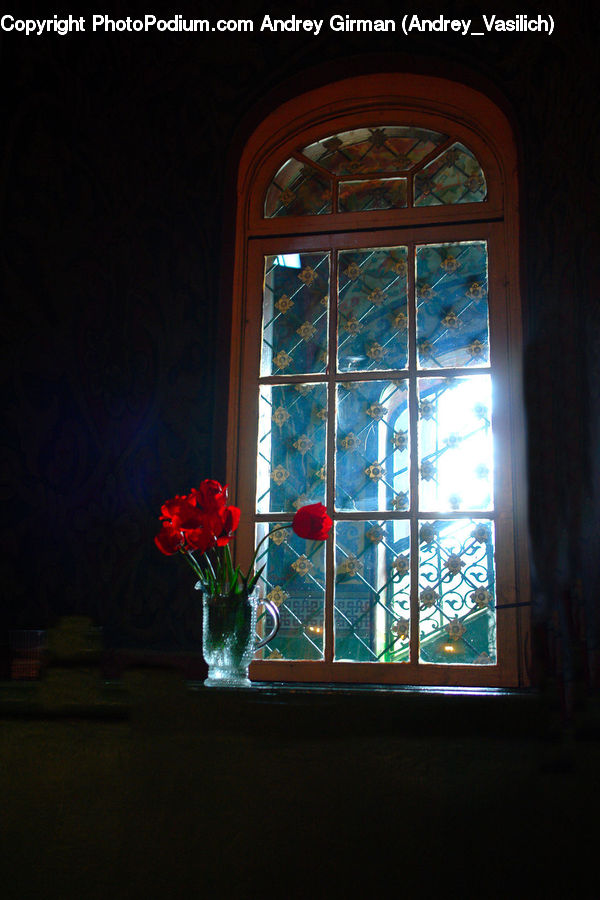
[154,522,184,555]
[190,479,228,514]
[215,505,241,546]
[291,503,333,541]
[160,494,201,529]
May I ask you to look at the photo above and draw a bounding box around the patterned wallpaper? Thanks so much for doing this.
[1,3,598,683]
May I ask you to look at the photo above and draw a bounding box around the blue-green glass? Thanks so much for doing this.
[261,252,329,376]
[334,520,411,662]
[338,246,408,372]
[254,522,325,661]
[336,380,409,512]
[418,376,493,512]
[418,519,496,665]
[414,143,487,206]
[416,241,489,369]
[257,382,327,514]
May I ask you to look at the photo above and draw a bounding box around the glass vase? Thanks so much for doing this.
[199,588,280,687]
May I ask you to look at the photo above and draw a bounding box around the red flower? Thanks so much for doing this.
[215,505,241,546]
[154,522,184,555]
[183,520,217,554]
[291,503,333,541]
[190,479,228,514]
[160,495,201,528]
[156,480,241,556]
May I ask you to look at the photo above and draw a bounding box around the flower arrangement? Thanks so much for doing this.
[155,479,333,599]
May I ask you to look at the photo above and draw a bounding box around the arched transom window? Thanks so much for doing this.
[265,126,487,217]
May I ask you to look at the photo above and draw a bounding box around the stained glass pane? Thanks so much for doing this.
[336,380,409,512]
[416,241,489,369]
[261,252,329,376]
[338,247,408,372]
[414,143,487,206]
[264,159,331,217]
[338,178,407,212]
[257,382,327,514]
[418,376,493,512]
[335,520,411,661]
[418,519,496,665]
[254,522,325,660]
[302,127,447,175]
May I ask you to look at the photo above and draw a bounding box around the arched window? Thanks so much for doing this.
[228,74,529,686]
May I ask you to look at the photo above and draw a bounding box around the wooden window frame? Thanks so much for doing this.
[227,74,530,687]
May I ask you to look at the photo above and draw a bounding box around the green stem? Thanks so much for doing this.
[180,549,203,580]
[202,548,217,583]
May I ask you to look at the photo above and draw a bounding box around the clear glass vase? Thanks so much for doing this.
[199,588,280,687]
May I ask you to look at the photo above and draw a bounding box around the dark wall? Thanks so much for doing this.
[1,3,598,679]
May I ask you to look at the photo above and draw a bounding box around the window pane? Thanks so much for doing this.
[418,375,493,512]
[254,522,325,660]
[257,382,327,514]
[264,158,331,217]
[302,126,447,175]
[338,178,407,212]
[416,241,489,369]
[261,252,329,376]
[418,519,496,665]
[336,379,409,512]
[338,246,408,372]
[414,143,487,206]
[335,520,411,662]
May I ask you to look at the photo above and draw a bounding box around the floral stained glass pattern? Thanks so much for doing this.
[338,178,407,212]
[418,519,496,664]
[414,143,487,206]
[302,127,447,175]
[264,130,487,219]
[261,253,330,376]
[336,380,409,512]
[256,228,499,670]
[335,520,411,662]
[418,376,493,512]
[416,241,489,369]
[338,246,408,372]
[254,522,325,660]
[257,383,327,514]
[264,158,332,218]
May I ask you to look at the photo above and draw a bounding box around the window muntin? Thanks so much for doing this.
[264,127,487,218]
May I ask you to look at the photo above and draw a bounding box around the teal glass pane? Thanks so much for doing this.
[336,380,409,512]
[416,241,489,369]
[261,252,329,376]
[254,522,325,660]
[335,520,411,662]
[418,519,496,665]
[338,246,408,372]
[414,142,487,206]
[257,382,327,514]
[338,178,407,212]
[265,158,332,217]
[418,376,493,512]
[302,127,447,175]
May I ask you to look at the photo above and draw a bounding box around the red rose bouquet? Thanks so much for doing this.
[155,479,332,600]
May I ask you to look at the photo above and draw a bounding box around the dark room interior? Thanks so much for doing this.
[1,2,599,896]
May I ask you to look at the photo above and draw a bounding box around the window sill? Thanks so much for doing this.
[0,671,546,734]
